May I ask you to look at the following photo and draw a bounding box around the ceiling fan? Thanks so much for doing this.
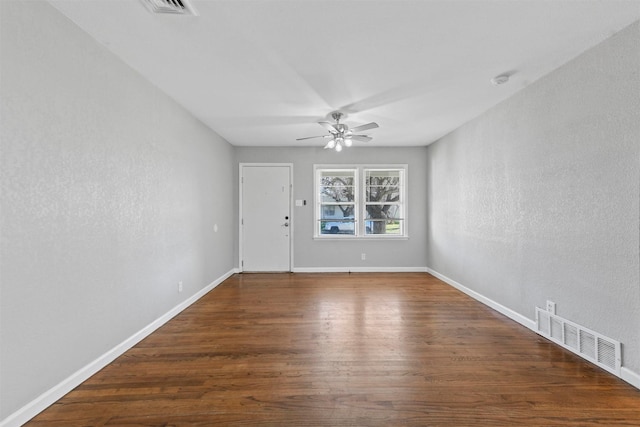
[296,112,379,152]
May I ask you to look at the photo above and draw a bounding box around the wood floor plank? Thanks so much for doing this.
[27,273,640,426]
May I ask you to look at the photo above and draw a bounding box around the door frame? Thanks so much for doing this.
[239,163,294,272]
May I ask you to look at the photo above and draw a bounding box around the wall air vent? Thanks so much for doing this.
[140,0,198,16]
[535,307,621,376]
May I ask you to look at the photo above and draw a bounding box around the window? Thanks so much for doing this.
[365,169,404,236]
[317,168,357,235]
[314,165,407,238]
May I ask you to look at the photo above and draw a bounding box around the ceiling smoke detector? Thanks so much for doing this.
[140,0,198,16]
[491,74,510,86]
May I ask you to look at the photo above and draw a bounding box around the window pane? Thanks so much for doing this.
[320,219,356,235]
[365,204,402,220]
[366,170,401,203]
[320,189,354,203]
[366,170,400,182]
[322,170,354,180]
[321,205,336,217]
[320,170,355,203]
[365,219,402,235]
[366,186,400,202]
[321,171,354,187]
[320,205,355,220]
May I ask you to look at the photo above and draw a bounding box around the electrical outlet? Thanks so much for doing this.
[361,253,366,261]
[178,281,183,293]
[546,300,556,314]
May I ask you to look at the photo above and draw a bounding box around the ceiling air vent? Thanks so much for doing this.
[140,0,198,16]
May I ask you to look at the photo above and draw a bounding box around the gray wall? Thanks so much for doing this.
[235,147,428,270]
[0,1,235,418]
[426,23,640,374]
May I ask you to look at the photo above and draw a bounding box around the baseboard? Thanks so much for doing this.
[621,367,640,389]
[292,266,429,273]
[427,267,640,392]
[0,268,236,427]
[426,268,537,331]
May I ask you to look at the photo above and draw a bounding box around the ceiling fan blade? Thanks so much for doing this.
[350,135,373,142]
[349,122,379,133]
[296,135,332,141]
[318,121,339,134]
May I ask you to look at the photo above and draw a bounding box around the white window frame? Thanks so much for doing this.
[314,164,408,239]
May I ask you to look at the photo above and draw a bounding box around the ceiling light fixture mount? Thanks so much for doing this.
[297,112,379,152]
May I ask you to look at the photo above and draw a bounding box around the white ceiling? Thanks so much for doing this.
[48,0,640,148]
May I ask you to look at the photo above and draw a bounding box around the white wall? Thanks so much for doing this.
[235,147,429,271]
[426,22,640,376]
[0,1,235,420]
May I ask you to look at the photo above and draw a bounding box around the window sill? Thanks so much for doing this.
[313,235,409,241]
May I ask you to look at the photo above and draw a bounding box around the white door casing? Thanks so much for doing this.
[240,164,292,272]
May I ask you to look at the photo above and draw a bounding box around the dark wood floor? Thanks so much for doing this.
[28,273,640,426]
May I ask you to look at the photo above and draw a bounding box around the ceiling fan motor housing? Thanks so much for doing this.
[335,124,348,133]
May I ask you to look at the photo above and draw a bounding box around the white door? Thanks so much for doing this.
[241,164,291,272]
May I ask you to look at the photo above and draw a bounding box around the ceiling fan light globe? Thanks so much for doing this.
[327,139,336,149]
[344,139,352,147]
[335,142,343,152]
